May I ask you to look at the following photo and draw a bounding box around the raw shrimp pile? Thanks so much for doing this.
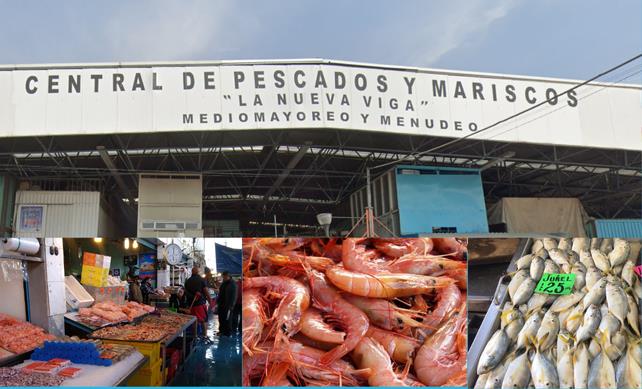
[243,237,468,387]
[0,314,56,355]
[475,238,641,389]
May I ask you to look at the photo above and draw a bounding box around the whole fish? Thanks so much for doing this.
[564,302,585,333]
[567,250,579,265]
[621,260,635,287]
[531,346,559,389]
[571,263,587,291]
[626,293,640,337]
[599,238,614,255]
[516,312,542,350]
[579,250,595,268]
[542,259,560,276]
[530,257,545,281]
[531,239,544,255]
[558,238,572,252]
[534,247,549,260]
[588,342,616,389]
[502,351,531,389]
[582,278,607,307]
[607,239,629,268]
[501,309,524,341]
[616,343,642,389]
[477,328,510,375]
[484,352,514,389]
[604,329,626,361]
[576,304,601,343]
[527,292,549,315]
[590,238,602,250]
[556,331,573,364]
[557,341,574,389]
[588,338,601,359]
[572,237,590,253]
[543,238,558,252]
[535,310,559,351]
[590,248,611,273]
[512,277,537,306]
[516,254,535,270]
[606,282,629,325]
[573,343,590,389]
[550,291,585,313]
[548,248,570,271]
[598,312,621,339]
[508,269,530,300]
[585,266,604,290]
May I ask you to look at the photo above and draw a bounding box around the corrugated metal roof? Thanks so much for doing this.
[594,219,642,238]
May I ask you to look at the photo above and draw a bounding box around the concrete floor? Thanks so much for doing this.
[170,314,242,387]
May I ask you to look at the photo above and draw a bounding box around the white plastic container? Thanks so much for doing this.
[64,275,94,310]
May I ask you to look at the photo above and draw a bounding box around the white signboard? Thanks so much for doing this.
[0,60,640,151]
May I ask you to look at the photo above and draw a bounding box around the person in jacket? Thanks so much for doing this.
[216,271,238,337]
[184,266,212,339]
[231,278,242,334]
[128,275,143,303]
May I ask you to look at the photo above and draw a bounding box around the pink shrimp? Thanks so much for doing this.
[366,325,420,363]
[432,238,467,260]
[307,269,370,365]
[343,294,425,331]
[414,303,467,386]
[351,337,408,386]
[423,283,462,331]
[342,238,384,275]
[386,254,467,276]
[242,288,267,354]
[299,307,345,344]
[309,238,343,261]
[372,238,434,257]
[445,268,467,289]
[259,238,306,253]
[326,266,455,298]
[267,253,335,272]
[244,276,310,339]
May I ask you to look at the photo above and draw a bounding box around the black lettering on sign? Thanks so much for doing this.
[204,72,216,89]
[48,75,59,93]
[25,76,38,94]
[68,75,81,93]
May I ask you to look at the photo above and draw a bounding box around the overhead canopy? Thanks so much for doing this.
[488,197,589,236]
[215,243,241,275]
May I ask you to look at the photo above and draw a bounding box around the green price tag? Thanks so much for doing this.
[535,273,575,295]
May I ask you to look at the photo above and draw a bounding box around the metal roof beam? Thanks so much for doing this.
[262,141,311,203]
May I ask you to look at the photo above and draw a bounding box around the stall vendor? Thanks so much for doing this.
[184,267,212,339]
[128,275,143,303]
[216,271,237,337]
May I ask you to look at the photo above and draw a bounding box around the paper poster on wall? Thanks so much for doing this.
[18,205,45,233]
[138,253,156,281]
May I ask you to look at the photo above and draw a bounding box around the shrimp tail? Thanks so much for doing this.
[319,344,349,365]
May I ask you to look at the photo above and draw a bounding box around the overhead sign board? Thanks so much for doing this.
[0,60,639,151]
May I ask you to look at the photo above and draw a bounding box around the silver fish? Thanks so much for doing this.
[502,351,531,389]
[616,343,642,389]
[531,348,559,389]
[573,343,590,389]
[582,278,607,307]
[516,254,535,270]
[517,312,542,350]
[512,277,537,306]
[607,239,630,268]
[531,239,544,254]
[567,250,579,265]
[572,237,590,254]
[571,263,587,291]
[548,248,570,269]
[626,293,640,337]
[599,238,614,255]
[576,304,601,343]
[606,282,629,325]
[579,249,595,268]
[598,312,621,338]
[588,338,601,359]
[536,310,559,351]
[590,248,611,273]
[534,247,549,260]
[530,256,545,281]
[612,264,623,277]
[605,329,626,361]
[557,341,574,389]
[621,260,635,287]
[556,331,572,364]
[543,238,558,252]
[477,328,510,375]
[527,293,549,315]
[585,266,604,290]
[558,238,572,252]
[590,238,602,250]
[474,373,489,389]
[565,302,585,333]
[542,259,560,276]
[588,347,616,389]
[550,291,585,313]
[484,352,514,389]
[508,269,530,300]
[504,314,524,342]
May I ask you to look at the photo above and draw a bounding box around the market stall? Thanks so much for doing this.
[468,237,642,388]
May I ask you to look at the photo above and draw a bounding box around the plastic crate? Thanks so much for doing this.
[65,275,94,309]
[101,339,161,367]
[127,358,163,387]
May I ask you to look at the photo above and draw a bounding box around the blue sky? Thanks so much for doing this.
[1,0,639,81]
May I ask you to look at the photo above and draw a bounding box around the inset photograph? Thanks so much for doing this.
[468,237,641,389]
[242,237,467,387]
[0,237,242,387]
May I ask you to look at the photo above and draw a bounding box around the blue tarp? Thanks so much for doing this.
[215,243,242,275]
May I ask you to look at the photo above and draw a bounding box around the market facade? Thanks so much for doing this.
[0,59,640,238]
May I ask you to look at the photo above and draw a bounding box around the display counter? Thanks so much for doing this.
[14,352,147,387]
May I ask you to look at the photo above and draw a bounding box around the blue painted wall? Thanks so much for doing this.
[395,165,488,235]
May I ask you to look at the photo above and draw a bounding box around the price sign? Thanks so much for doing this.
[535,273,575,295]
[634,265,642,277]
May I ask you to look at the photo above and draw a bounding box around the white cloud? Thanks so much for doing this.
[410,0,520,66]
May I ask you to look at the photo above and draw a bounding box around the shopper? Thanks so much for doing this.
[140,277,154,304]
[184,266,212,340]
[128,276,143,303]
[216,271,237,337]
